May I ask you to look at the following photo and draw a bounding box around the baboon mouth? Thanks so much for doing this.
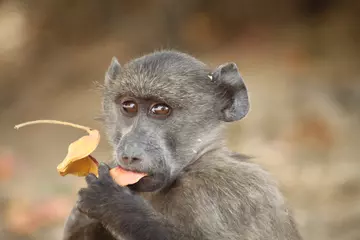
[117,165,150,176]
[127,173,166,192]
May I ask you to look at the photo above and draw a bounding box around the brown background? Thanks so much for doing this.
[0,0,359,239]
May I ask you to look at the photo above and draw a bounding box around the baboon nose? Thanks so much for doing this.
[120,142,145,164]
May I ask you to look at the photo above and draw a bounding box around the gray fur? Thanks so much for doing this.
[211,62,249,121]
[105,56,121,85]
[62,50,302,240]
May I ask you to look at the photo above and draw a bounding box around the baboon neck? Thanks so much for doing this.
[189,136,226,165]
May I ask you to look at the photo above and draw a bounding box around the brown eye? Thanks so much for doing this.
[150,103,171,116]
[122,100,138,114]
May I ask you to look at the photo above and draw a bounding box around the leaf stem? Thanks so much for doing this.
[14,120,92,133]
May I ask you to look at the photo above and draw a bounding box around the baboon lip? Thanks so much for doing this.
[117,165,149,176]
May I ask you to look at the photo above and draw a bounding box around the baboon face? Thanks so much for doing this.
[102,51,249,192]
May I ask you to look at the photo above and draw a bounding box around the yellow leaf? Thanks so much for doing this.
[57,129,100,177]
[14,120,100,177]
[110,167,147,186]
[57,156,99,177]
[14,120,147,185]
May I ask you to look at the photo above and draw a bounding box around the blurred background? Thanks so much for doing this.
[0,0,359,239]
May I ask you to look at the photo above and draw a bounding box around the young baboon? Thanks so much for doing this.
[63,50,302,240]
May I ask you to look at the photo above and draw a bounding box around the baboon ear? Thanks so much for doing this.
[105,57,121,86]
[212,62,249,122]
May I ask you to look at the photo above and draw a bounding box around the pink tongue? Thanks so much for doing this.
[109,167,147,186]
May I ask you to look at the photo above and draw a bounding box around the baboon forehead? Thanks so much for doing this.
[109,51,215,107]
[125,51,210,82]
[128,50,208,73]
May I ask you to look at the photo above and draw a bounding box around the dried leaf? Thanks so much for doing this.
[14,120,147,186]
[57,130,100,177]
[110,167,147,186]
[14,120,101,177]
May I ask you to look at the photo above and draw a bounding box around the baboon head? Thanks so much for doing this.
[101,50,249,192]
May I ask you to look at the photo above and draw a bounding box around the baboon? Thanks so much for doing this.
[63,50,302,240]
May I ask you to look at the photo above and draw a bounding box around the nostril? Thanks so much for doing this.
[121,156,141,164]
[122,156,129,163]
[131,157,141,162]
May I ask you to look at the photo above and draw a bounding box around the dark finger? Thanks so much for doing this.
[85,173,97,185]
[98,162,111,180]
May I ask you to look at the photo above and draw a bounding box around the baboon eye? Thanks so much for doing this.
[150,103,171,116]
[121,100,138,115]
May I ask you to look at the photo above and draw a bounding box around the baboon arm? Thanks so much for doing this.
[101,209,196,240]
[62,206,114,240]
